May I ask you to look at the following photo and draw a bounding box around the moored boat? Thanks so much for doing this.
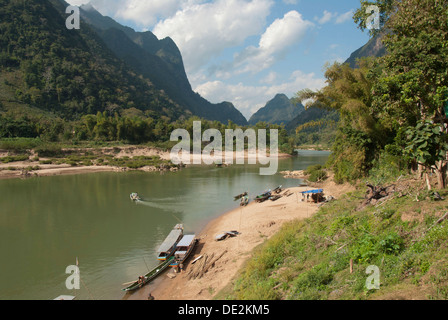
[169,234,197,268]
[234,192,248,201]
[255,190,271,203]
[273,185,283,194]
[122,257,174,292]
[157,224,184,261]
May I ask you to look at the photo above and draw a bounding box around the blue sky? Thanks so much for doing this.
[67,0,370,120]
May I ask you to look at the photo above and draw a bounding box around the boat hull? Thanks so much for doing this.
[170,239,198,268]
[122,257,174,292]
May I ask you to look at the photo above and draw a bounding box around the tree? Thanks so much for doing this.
[404,120,448,189]
[353,0,394,34]
[353,0,394,37]
[295,59,388,182]
[372,0,448,188]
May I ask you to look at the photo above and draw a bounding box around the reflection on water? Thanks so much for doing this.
[0,150,329,300]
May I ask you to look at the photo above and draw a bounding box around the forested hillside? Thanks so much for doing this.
[0,0,186,121]
[77,2,248,126]
[249,94,304,126]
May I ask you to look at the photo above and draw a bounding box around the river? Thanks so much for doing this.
[0,150,329,300]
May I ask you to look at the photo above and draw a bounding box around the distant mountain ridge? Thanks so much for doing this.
[77,2,248,125]
[249,94,304,125]
[345,31,387,68]
[0,0,187,120]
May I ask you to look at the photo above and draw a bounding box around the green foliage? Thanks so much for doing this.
[0,0,185,120]
[34,144,64,158]
[353,0,394,37]
[404,120,448,168]
[378,232,404,255]
[225,178,448,300]
[305,164,328,182]
[0,138,42,152]
[330,126,375,183]
[372,0,448,129]
[0,154,29,163]
[368,150,408,186]
[295,59,390,184]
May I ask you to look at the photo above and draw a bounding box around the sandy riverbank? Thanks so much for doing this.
[0,146,291,180]
[124,176,354,300]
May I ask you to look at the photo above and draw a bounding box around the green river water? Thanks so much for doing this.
[0,150,329,300]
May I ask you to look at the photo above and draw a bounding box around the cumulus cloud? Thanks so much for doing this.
[153,0,274,74]
[66,0,194,28]
[195,70,325,118]
[230,10,313,75]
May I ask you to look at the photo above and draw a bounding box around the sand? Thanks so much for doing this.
[123,176,354,301]
[0,146,291,180]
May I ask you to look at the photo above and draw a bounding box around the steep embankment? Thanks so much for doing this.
[224,174,448,300]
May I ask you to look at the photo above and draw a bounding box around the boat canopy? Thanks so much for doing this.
[300,189,323,194]
[157,229,183,253]
[176,235,196,247]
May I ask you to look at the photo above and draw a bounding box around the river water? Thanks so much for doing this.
[0,150,329,300]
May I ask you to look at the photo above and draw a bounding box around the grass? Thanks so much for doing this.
[0,140,176,171]
[0,154,29,163]
[0,138,42,152]
[221,173,448,300]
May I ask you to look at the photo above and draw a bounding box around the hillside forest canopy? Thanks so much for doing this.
[295,0,448,189]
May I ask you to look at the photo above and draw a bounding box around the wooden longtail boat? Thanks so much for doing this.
[170,235,197,268]
[157,224,183,261]
[122,257,174,292]
[234,192,248,201]
[255,191,271,203]
[273,185,283,194]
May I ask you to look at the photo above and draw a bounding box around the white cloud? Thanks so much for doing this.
[67,0,201,29]
[231,10,314,75]
[195,70,325,119]
[317,10,335,24]
[283,0,299,4]
[153,0,274,74]
[335,10,353,24]
[260,71,278,84]
[315,9,353,25]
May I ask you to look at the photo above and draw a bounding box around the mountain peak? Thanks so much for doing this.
[77,3,247,125]
[248,94,304,126]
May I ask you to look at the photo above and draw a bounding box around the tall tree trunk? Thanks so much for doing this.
[418,163,425,179]
[435,160,447,189]
[425,172,432,191]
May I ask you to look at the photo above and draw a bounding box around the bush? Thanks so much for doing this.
[309,169,328,182]
[306,164,328,182]
[0,155,30,163]
[35,144,65,157]
[305,164,323,174]
[0,138,42,152]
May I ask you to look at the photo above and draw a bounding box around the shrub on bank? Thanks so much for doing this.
[305,164,328,182]
[0,138,42,152]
